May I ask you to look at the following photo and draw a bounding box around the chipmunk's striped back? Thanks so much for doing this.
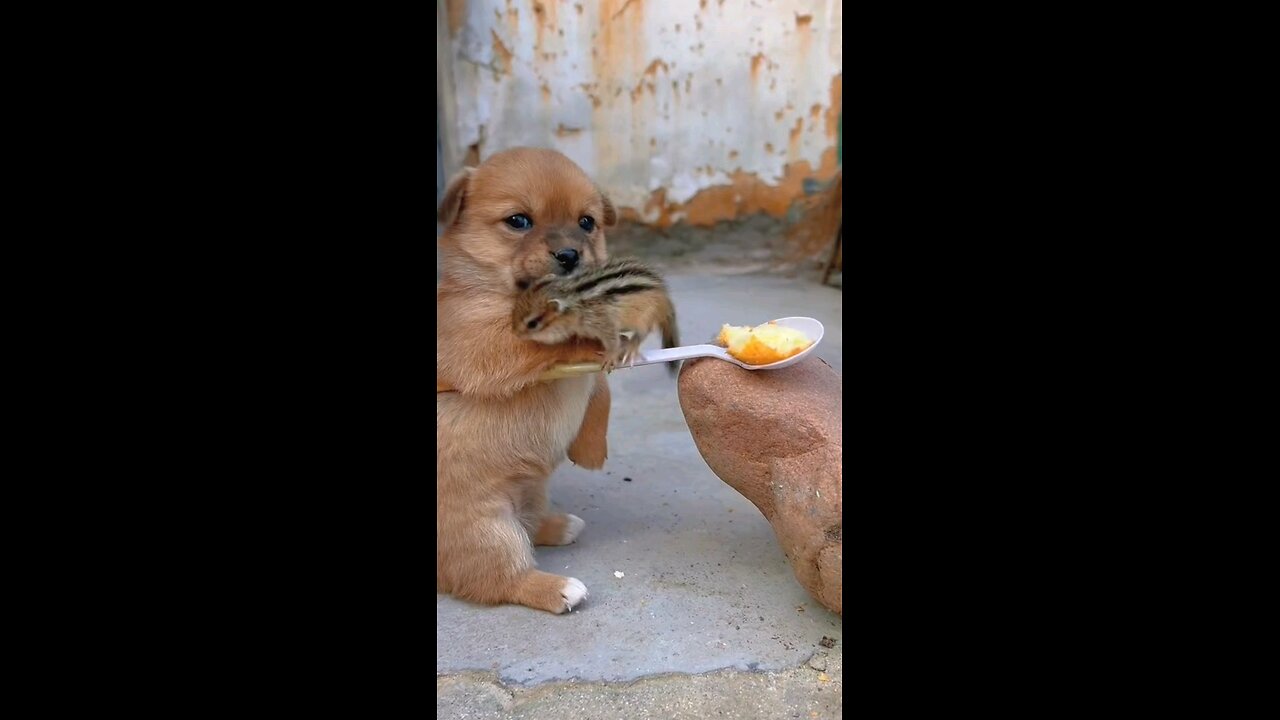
[530,258,668,304]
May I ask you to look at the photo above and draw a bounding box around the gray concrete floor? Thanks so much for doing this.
[438,238,843,718]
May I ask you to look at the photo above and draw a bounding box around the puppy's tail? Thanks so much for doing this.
[662,309,680,377]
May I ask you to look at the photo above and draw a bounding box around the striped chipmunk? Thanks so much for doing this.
[512,258,680,373]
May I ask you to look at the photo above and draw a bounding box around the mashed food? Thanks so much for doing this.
[718,321,813,365]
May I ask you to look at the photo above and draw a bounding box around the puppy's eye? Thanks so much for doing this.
[579,216,596,232]
[505,214,533,230]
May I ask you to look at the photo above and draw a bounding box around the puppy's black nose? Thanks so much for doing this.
[553,248,579,271]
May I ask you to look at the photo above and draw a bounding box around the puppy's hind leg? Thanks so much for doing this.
[439,506,588,614]
[520,483,585,546]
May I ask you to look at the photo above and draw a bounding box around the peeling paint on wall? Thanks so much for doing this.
[445,0,842,226]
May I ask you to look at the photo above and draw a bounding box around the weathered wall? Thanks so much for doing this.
[442,0,841,227]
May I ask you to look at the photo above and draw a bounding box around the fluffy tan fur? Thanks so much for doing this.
[437,147,618,614]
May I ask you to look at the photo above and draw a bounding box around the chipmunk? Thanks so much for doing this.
[512,258,680,374]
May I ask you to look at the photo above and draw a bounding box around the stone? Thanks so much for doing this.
[678,355,842,615]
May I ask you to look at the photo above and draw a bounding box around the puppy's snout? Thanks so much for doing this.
[552,248,579,271]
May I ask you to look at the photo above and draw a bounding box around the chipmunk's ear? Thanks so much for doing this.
[438,167,473,226]
[547,298,568,312]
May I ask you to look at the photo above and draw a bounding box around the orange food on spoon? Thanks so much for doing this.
[717,321,813,365]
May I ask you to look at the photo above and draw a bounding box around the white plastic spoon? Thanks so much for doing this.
[538,316,825,380]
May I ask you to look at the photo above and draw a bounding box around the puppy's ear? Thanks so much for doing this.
[438,168,473,225]
[599,190,618,227]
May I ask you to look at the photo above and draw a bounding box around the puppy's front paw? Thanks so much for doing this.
[560,577,588,612]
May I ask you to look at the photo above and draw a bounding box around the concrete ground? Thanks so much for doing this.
[438,227,843,718]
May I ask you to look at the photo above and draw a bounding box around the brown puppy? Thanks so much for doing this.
[437,147,617,614]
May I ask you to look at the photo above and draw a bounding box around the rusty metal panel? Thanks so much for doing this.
[444,0,842,226]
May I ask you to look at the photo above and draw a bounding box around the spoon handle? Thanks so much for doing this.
[627,344,727,367]
[536,344,728,381]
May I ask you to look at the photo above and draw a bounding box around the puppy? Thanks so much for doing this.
[437,147,617,614]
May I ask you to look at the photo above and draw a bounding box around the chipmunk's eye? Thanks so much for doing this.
[526,319,539,329]
[505,214,533,230]
[578,216,595,232]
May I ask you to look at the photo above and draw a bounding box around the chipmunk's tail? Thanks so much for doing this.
[663,309,680,377]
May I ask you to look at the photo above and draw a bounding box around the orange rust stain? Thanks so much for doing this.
[826,75,842,139]
[810,104,822,118]
[794,9,812,62]
[671,148,840,227]
[619,149,840,229]
[787,117,804,159]
[643,187,671,226]
[729,150,739,160]
[594,0,646,176]
[699,0,707,8]
[532,0,558,50]
[795,13,813,27]
[535,0,558,23]
[540,83,552,102]
[764,143,774,153]
[774,109,785,121]
[612,0,640,20]
[446,0,467,34]
[643,59,669,77]
[650,138,657,147]
[491,30,513,73]
[533,3,546,49]
[575,3,583,14]
[750,53,766,81]
[555,124,583,137]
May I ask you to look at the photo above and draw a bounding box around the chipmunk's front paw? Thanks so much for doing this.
[618,331,644,367]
